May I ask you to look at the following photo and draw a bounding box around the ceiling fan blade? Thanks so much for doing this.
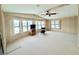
[39,4,69,16]
[50,13,57,15]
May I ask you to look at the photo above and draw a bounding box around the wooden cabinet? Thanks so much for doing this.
[30,28,36,35]
[29,24,36,36]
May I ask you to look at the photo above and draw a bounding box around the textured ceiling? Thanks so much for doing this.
[2,4,78,19]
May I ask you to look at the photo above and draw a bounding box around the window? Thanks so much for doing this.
[51,20,60,29]
[41,21,45,27]
[13,19,20,34]
[35,21,45,29]
[27,21,32,31]
[22,20,32,32]
[13,18,33,35]
[22,20,28,32]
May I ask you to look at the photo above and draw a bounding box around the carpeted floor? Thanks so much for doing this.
[7,31,79,55]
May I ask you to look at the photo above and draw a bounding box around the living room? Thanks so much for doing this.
[0,4,79,55]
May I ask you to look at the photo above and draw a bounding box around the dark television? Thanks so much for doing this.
[30,24,36,29]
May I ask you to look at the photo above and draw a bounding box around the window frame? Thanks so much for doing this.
[13,19,20,35]
[13,18,33,35]
[22,20,28,32]
[27,20,32,31]
[35,21,45,29]
[51,20,61,29]
[22,20,32,32]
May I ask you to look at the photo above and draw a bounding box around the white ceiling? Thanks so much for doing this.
[1,4,78,19]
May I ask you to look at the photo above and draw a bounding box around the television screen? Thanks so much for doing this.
[30,24,35,29]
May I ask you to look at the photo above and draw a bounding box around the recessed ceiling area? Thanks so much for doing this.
[39,4,78,19]
[2,4,60,14]
[1,4,78,19]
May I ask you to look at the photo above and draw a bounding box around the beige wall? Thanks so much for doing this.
[4,13,31,44]
[0,5,6,54]
[60,16,77,34]
[49,16,78,34]
[0,4,2,48]
[5,12,78,44]
[0,5,3,35]
[4,12,46,44]
[77,16,79,47]
[45,20,51,31]
[77,5,79,47]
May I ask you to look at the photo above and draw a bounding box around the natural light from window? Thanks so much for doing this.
[35,21,45,29]
[51,20,60,29]
[13,19,20,34]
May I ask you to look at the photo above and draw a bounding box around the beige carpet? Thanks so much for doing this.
[7,31,79,55]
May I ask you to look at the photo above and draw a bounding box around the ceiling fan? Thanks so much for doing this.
[41,10,57,16]
[40,4,69,17]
